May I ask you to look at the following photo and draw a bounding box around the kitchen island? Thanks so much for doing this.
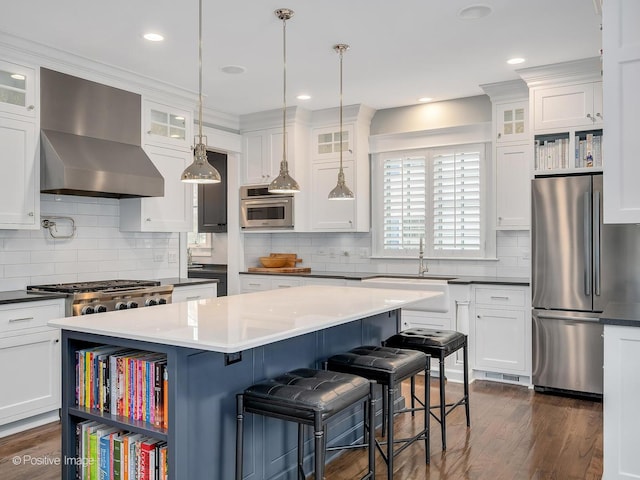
[49,285,438,480]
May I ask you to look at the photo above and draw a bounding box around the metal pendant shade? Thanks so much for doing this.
[328,44,354,200]
[268,8,300,194]
[181,0,221,184]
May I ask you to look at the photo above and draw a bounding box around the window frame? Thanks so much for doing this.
[372,142,490,259]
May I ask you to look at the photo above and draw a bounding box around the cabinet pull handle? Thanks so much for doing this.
[27,105,35,111]
[596,112,603,120]
[490,296,510,300]
[9,316,34,323]
[186,295,201,300]
[248,283,261,287]
[586,113,593,121]
[277,285,291,288]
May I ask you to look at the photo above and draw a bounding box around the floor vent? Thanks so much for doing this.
[484,372,521,383]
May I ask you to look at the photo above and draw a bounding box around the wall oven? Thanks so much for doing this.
[240,185,294,229]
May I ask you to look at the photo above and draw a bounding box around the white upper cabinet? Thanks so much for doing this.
[0,60,36,118]
[0,60,39,229]
[119,145,193,232]
[603,0,640,223]
[311,124,354,160]
[310,159,357,230]
[242,127,292,185]
[496,144,531,230]
[533,81,603,131]
[496,101,528,144]
[143,100,192,151]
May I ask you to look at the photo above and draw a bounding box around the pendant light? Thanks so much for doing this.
[181,0,221,184]
[328,44,354,200]
[268,8,300,194]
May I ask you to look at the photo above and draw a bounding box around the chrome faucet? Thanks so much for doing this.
[418,237,428,276]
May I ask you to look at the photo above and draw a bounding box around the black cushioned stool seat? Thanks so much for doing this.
[384,328,470,450]
[236,368,375,480]
[327,345,430,479]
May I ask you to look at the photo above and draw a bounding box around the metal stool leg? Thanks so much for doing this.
[439,355,447,450]
[368,384,376,478]
[381,384,388,437]
[297,424,305,480]
[463,342,470,427]
[235,394,244,480]
[314,414,325,480]
[425,361,431,464]
[387,383,396,479]
[411,376,416,417]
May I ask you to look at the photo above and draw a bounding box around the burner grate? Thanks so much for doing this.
[27,279,160,294]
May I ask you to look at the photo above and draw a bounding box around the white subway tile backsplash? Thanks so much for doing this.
[0,195,180,290]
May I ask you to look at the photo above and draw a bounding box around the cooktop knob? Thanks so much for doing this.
[158,298,168,305]
[127,301,139,309]
[81,305,95,315]
[116,302,128,310]
[95,305,108,313]
[146,298,158,307]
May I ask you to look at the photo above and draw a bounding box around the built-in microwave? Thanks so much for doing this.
[240,185,294,229]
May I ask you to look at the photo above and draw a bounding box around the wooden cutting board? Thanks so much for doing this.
[247,267,311,273]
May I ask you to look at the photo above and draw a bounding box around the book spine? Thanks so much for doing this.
[99,434,109,480]
[113,437,122,480]
[162,364,168,430]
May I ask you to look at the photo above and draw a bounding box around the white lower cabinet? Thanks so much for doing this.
[0,299,65,436]
[172,282,217,302]
[472,285,531,382]
[603,324,640,480]
[240,275,302,293]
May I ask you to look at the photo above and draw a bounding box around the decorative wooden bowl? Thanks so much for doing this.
[259,256,288,268]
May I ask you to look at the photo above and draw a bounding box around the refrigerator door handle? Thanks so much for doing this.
[536,313,600,323]
[584,192,592,296]
[594,190,601,296]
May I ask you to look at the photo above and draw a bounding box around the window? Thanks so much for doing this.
[187,186,210,248]
[373,143,486,258]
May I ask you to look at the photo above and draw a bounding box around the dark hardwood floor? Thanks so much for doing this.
[0,378,603,479]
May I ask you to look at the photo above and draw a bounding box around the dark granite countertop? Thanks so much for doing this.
[158,277,219,287]
[0,290,68,305]
[600,302,640,327]
[239,270,529,286]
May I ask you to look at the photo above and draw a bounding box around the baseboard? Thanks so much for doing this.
[0,410,60,439]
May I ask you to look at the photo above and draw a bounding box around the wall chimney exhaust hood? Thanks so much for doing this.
[40,68,164,198]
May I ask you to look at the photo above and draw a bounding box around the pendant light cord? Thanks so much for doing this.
[339,46,344,174]
[281,14,288,167]
[198,0,203,142]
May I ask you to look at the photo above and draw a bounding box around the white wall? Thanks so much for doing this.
[0,194,179,291]
[243,230,530,278]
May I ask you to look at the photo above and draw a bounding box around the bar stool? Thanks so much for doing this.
[327,345,430,479]
[384,328,470,450]
[235,368,376,480]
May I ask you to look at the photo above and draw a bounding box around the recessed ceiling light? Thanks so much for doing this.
[10,74,25,80]
[458,4,492,20]
[220,65,247,74]
[143,33,164,42]
[418,97,433,103]
[296,94,311,100]
[507,57,526,65]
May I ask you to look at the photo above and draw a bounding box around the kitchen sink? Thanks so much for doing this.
[360,277,450,312]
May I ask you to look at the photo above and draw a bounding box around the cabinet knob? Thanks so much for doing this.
[28,211,34,216]
[497,133,502,139]
[477,315,481,318]
[27,105,35,111]
[596,112,603,120]
[54,339,60,343]
[586,113,593,121]
[145,217,151,222]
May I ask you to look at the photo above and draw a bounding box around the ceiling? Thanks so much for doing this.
[1,1,602,117]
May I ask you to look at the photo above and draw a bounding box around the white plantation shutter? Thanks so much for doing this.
[382,156,426,250]
[432,150,481,252]
[375,144,485,258]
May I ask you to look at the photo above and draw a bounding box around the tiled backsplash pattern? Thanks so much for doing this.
[244,230,531,278]
[0,195,179,291]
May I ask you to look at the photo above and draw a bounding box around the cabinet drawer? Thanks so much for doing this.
[173,285,217,303]
[0,302,63,334]
[474,288,526,307]
[241,276,271,292]
[271,278,301,289]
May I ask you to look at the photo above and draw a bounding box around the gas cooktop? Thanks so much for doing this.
[27,279,161,294]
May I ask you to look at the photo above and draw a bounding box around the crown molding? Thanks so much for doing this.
[480,79,529,103]
[516,57,602,88]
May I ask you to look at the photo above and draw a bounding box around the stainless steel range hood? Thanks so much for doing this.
[40,68,164,198]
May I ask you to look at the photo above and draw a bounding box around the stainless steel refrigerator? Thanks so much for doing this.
[532,173,640,396]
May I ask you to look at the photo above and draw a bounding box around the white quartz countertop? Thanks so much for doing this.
[48,285,440,353]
